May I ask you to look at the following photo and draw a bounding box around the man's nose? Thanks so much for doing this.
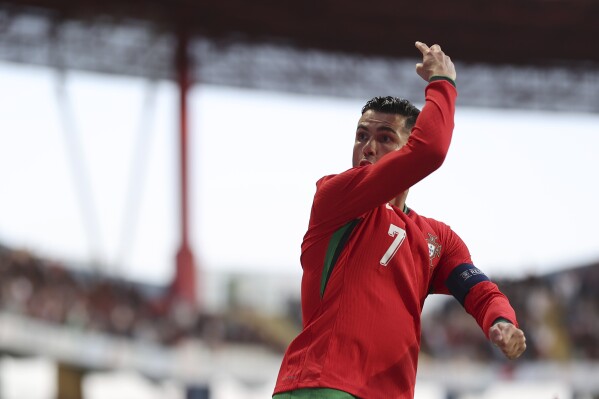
[363,139,376,156]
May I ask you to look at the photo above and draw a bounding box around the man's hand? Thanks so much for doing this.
[489,322,527,360]
[415,41,457,82]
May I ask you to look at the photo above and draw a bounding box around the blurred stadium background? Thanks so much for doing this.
[1,1,599,398]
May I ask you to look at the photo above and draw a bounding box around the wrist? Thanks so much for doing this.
[492,317,512,325]
[429,75,456,87]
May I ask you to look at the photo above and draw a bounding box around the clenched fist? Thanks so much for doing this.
[489,321,527,360]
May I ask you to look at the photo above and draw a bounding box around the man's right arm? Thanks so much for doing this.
[311,42,458,226]
[312,80,457,227]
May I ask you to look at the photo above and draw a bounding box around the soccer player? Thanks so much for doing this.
[272,41,526,399]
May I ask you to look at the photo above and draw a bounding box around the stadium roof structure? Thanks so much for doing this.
[1,0,599,112]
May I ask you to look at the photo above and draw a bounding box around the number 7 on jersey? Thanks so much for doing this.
[380,224,406,266]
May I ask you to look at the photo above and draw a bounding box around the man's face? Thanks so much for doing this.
[352,110,410,168]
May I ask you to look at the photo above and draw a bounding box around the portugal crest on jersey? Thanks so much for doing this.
[426,233,442,267]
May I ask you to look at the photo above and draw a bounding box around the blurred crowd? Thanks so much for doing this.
[1,243,597,361]
[0,244,277,350]
[421,264,599,361]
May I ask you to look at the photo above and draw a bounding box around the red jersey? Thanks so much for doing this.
[274,81,517,399]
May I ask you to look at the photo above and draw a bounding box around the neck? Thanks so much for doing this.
[390,190,409,212]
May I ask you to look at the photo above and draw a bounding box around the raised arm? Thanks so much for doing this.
[312,42,457,226]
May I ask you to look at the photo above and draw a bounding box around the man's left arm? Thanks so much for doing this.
[462,281,527,359]
[429,224,526,360]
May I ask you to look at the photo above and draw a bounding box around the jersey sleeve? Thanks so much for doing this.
[430,222,519,338]
[311,80,457,228]
[429,222,473,295]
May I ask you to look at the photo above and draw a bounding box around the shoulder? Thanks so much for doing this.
[408,210,467,255]
[408,209,451,235]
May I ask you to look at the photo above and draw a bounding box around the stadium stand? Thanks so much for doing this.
[2,242,599,398]
[0,243,288,351]
[2,241,598,362]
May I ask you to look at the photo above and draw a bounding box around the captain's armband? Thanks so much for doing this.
[445,263,490,306]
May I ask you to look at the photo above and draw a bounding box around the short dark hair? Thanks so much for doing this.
[361,96,420,131]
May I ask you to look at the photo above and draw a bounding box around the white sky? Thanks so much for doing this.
[1,61,598,285]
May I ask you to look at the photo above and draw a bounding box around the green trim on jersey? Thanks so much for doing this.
[320,218,361,298]
[274,387,359,398]
[429,75,456,87]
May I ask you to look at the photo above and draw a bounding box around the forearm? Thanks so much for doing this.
[410,79,457,164]
[463,281,518,339]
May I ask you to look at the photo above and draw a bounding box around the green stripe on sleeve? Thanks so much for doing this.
[274,387,358,398]
[320,219,360,298]
[429,75,456,87]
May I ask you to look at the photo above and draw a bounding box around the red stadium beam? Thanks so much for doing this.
[173,27,198,309]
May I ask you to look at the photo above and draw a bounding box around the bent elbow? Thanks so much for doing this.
[423,146,448,172]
